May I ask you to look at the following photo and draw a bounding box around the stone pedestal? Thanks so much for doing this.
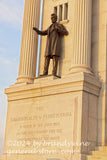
[2,73,101,160]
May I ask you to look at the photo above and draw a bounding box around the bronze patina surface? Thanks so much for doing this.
[33,13,68,76]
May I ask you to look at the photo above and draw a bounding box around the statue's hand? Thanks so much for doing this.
[33,27,47,35]
[33,27,38,32]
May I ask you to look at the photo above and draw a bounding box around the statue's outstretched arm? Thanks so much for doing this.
[33,27,47,36]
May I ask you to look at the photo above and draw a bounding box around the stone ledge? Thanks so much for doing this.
[5,72,101,101]
[0,153,87,160]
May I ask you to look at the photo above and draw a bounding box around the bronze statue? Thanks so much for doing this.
[33,13,68,76]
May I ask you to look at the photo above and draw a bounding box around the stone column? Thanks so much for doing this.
[17,0,40,83]
[70,0,92,73]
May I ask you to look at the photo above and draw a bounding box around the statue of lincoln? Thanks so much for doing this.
[33,13,68,76]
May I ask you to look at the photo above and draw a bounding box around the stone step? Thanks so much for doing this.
[99,146,107,151]
[92,155,107,159]
[87,147,107,160]
[94,146,107,151]
[102,157,107,160]
[88,156,101,160]
[92,150,107,156]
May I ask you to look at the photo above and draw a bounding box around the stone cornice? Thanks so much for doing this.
[5,72,101,101]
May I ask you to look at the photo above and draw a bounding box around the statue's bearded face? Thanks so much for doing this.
[51,16,57,23]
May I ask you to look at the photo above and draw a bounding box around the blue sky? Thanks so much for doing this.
[0,0,25,155]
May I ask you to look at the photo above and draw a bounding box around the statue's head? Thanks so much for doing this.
[51,13,57,23]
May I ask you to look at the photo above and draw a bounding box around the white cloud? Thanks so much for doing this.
[0,54,19,69]
[0,56,13,65]
[0,92,7,128]
[0,137,4,155]
[0,91,7,155]
[0,47,6,54]
[0,55,18,88]
[0,0,25,29]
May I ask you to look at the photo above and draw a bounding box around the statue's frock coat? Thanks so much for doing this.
[36,22,68,57]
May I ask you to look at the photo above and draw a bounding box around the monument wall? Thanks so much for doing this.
[92,0,107,146]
